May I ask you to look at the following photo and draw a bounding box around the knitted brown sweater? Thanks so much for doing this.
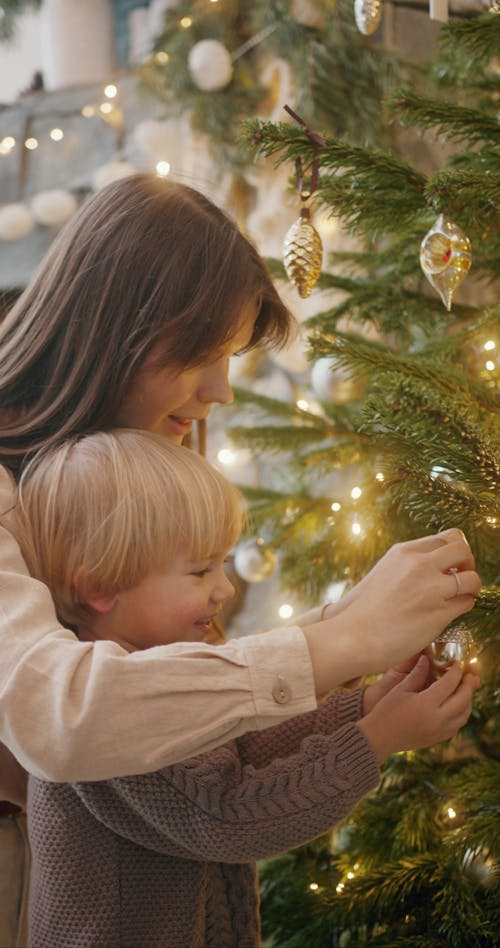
[28,688,379,947]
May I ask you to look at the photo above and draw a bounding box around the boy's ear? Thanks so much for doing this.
[72,571,117,614]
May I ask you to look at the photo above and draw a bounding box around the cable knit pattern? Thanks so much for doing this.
[28,689,379,947]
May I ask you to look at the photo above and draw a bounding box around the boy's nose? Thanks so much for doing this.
[213,572,235,602]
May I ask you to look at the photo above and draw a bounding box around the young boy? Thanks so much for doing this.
[15,430,478,948]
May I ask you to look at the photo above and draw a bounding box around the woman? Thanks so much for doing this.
[0,174,480,782]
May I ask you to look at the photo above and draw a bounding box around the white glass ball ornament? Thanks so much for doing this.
[92,161,136,191]
[233,538,277,583]
[30,189,78,227]
[310,357,364,404]
[0,203,34,240]
[188,39,233,92]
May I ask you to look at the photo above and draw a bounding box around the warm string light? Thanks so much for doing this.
[155,160,171,177]
[217,447,237,466]
[279,603,294,619]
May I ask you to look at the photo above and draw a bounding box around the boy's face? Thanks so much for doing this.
[88,551,235,652]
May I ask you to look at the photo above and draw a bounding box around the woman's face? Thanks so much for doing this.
[115,299,258,443]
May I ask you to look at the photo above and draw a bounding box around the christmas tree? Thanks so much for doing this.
[227,12,500,947]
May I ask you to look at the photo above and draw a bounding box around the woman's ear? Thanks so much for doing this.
[72,571,117,614]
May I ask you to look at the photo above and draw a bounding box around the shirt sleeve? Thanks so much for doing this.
[0,466,316,783]
[71,720,380,863]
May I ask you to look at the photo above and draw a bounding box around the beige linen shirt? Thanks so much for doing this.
[0,467,317,782]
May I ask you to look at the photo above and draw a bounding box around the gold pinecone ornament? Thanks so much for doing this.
[283,206,323,298]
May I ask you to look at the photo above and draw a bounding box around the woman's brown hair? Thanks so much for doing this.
[0,174,293,477]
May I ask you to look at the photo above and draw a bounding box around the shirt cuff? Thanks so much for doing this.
[239,625,317,727]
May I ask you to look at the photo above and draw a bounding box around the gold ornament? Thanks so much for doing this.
[283,206,323,298]
[425,624,476,679]
[420,213,472,311]
[354,0,383,35]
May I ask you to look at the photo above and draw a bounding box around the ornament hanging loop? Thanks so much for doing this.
[283,104,325,202]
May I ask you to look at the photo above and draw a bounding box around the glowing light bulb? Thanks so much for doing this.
[81,105,95,117]
[351,486,362,499]
[49,127,64,141]
[24,137,38,150]
[484,340,496,351]
[375,472,384,482]
[1,135,15,151]
[155,160,171,177]
[104,83,118,98]
[331,502,341,512]
[217,447,237,466]
[296,398,310,411]
[279,604,294,619]
[447,806,457,820]
[155,51,169,64]
[347,871,355,879]
[99,102,113,114]
[309,882,319,891]
[351,522,361,536]
[336,882,344,893]
[485,360,495,371]
[180,15,193,27]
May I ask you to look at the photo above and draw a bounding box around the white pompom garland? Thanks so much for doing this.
[30,189,78,227]
[0,203,35,241]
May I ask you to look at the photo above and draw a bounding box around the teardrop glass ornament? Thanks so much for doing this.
[420,213,472,310]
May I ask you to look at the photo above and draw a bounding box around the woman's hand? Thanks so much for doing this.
[302,528,481,695]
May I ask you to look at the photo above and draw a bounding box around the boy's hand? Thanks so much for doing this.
[358,655,480,764]
[362,653,428,714]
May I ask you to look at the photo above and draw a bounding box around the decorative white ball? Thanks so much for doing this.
[30,189,78,227]
[0,203,34,241]
[91,161,136,191]
[310,357,363,404]
[188,39,233,92]
[132,119,173,159]
[233,538,277,584]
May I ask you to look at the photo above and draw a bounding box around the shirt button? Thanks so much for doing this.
[272,675,292,704]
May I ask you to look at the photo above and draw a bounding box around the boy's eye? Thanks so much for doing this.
[191,567,210,577]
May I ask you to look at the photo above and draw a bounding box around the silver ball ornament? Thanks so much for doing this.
[233,538,277,583]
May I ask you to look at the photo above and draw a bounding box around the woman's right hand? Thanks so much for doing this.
[302,528,481,695]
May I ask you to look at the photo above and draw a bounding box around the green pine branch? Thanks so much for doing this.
[389,90,500,146]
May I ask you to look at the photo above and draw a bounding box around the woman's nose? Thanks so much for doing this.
[199,359,234,405]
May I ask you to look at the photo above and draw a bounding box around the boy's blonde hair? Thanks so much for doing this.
[16,430,244,630]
